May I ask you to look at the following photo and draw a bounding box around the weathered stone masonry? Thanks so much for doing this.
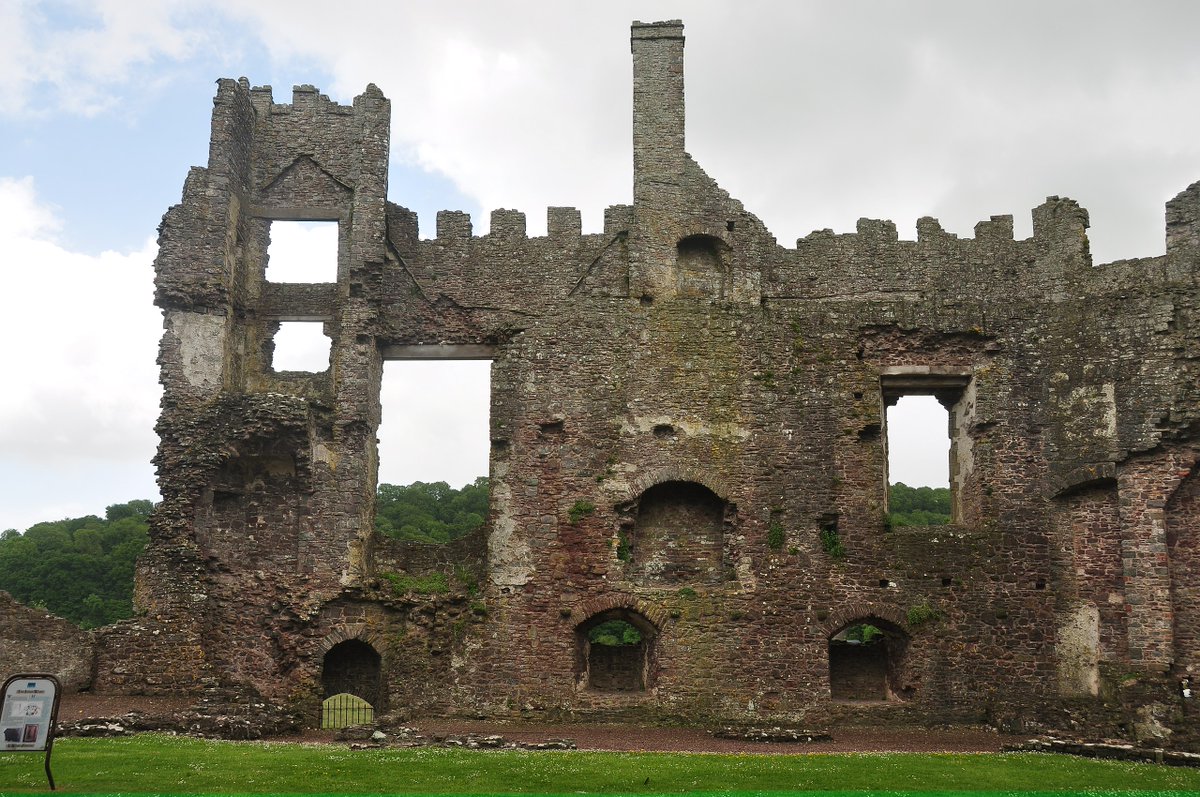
[50,20,1200,743]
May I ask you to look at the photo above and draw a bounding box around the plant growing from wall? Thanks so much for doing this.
[767,522,785,550]
[819,525,845,560]
[568,500,596,524]
[381,571,450,595]
[906,602,941,627]
[615,530,632,561]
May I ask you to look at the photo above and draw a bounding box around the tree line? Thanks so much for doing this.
[0,501,151,628]
[888,482,951,525]
[0,480,490,628]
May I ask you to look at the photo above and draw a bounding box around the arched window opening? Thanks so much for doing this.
[321,639,382,712]
[675,234,730,298]
[828,619,910,701]
[577,610,657,693]
[626,481,729,585]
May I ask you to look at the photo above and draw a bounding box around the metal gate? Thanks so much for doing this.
[320,692,375,729]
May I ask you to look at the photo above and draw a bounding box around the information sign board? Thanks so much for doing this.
[1,674,62,789]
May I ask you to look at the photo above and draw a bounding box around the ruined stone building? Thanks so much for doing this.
[9,20,1198,744]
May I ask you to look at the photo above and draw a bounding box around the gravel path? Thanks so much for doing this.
[56,694,1017,753]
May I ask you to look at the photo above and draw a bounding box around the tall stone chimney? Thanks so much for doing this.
[631,20,685,206]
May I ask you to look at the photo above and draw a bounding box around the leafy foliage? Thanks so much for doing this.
[588,619,642,647]
[381,571,450,595]
[766,522,785,550]
[0,501,151,628]
[374,478,488,543]
[568,500,596,524]
[840,622,884,643]
[819,525,845,559]
[906,602,942,627]
[888,482,951,526]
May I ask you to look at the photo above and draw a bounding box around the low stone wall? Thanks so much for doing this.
[0,591,94,690]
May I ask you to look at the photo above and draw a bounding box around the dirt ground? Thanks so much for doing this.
[57,694,1019,753]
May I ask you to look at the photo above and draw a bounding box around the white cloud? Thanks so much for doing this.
[1,0,207,116]
[379,361,491,489]
[0,176,161,530]
[205,1,1200,257]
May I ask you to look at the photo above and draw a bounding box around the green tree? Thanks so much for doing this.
[0,501,151,628]
[588,619,642,647]
[888,482,951,526]
[374,478,488,543]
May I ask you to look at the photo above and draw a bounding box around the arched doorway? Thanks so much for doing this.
[576,609,658,692]
[828,618,909,701]
[321,639,382,712]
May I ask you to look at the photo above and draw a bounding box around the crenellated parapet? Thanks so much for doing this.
[128,18,1200,744]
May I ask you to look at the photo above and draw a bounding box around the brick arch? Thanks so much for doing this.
[677,227,733,249]
[317,624,385,656]
[821,603,909,638]
[572,594,669,631]
[625,466,733,504]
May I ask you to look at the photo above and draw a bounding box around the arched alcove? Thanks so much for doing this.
[828,618,910,701]
[675,234,730,298]
[625,480,729,585]
[321,639,382,709]
[576,609,658,693]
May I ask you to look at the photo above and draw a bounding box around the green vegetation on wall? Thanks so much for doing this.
[888,482,951,526]
[0,501,151,628]
[374,478,488,542]
[587,619,642,647]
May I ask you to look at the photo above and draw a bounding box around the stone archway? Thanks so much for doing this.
[576,608,659,693]
[827,616,910,701]
[321,638,382,708]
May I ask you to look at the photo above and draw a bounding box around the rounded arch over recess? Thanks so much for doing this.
[624,466,734,505]
[575,603,660,694]
[317,624,386,709]
[824,606,912,702]
[820,603,910,639]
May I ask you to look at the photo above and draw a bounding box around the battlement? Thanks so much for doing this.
[139,19,1200,743]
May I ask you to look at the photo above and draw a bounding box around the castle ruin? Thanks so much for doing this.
[12,20,1200,744]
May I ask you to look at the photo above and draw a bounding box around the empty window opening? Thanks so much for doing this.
[624,481,730,585]
[675,234,730,298]
[577,611,656,693]
[266,220,338,282]
[376,360,490,542]
[829,620,910,701]
[886,395,951,525]
[271,322,331,372]
[321,639,382,713]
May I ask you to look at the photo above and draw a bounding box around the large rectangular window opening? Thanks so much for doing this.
[376,359,491,543]
[881,369,970,526]
[266,220,339,283]
[272,321,331,372]
[885,396,951,526]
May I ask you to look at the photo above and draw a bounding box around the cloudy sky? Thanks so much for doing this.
[3,1,1199,532]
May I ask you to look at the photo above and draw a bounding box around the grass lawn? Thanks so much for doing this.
[1,735,1199,795]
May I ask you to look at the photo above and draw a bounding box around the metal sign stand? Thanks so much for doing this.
[2,674,63,790]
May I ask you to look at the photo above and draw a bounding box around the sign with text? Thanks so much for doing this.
[1,673,62,789]
[2,674,59,753]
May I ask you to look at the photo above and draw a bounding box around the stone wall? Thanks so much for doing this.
[86,19,1200,747]
[0,591,93,690]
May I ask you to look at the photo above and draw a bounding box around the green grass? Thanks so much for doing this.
[2,735,1199,794]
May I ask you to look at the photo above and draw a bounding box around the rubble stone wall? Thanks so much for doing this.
[76,19,1200,746]
[0,592,94,691]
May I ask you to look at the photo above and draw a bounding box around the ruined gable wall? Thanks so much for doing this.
[108,20,1200,742]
